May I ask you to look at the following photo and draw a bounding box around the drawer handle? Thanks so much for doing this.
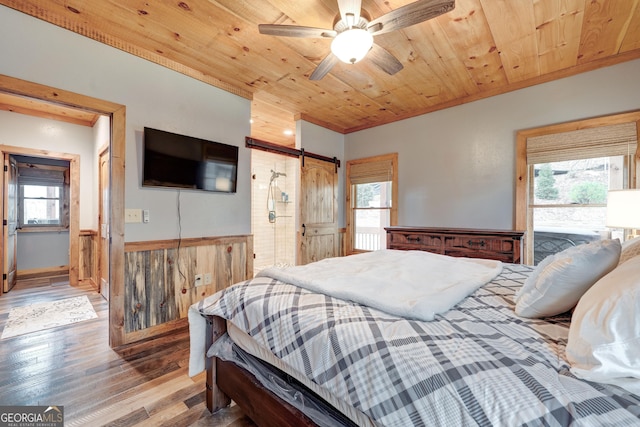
[467,239,486,247]
[407,236,421,242]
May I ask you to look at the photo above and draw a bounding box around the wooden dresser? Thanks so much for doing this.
[385,227,525,264]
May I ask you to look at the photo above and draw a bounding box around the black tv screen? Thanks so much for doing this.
[143,127,238,193]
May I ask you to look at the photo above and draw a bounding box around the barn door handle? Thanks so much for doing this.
[302,224,306,237]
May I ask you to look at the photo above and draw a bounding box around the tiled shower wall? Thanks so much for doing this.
[251,150,297,276]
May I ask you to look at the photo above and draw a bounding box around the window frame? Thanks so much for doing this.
[516,112,640,264]
[346,153,398,255]
[17,162,70,232]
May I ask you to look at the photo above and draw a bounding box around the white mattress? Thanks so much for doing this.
[227,320,376,427]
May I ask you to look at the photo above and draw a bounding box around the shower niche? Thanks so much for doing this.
[251,150,297,276]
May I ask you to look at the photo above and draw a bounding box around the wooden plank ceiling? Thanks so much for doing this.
[2,0,639,146]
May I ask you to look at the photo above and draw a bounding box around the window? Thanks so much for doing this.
[18,161,70,230]
[530,157,627,264]
[516,115,639,264]
[346,153,398,254]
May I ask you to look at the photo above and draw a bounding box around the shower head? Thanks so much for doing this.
[270,170,287,180]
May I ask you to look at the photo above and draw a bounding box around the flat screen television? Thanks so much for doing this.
[142,127,238,193]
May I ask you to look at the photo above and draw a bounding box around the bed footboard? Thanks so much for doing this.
[204,315,231,412]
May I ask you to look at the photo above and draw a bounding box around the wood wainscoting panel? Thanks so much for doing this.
[124,235,253,338]
[78,229,97,288]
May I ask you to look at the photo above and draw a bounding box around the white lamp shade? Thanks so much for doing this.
[606,189,640,228]
[331,29,373,64]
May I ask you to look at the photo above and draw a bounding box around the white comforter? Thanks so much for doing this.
[189,250,502,377]
[257,249,502,322]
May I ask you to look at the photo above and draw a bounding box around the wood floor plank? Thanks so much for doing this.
[0,277,254,426]
[136,401,190,426]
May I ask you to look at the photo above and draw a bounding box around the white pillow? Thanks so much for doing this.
[618,236,640,266]
[566,255,640,395]
[515,239,620,318]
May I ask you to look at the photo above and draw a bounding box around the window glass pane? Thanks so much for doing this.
[531,155,627,265]
[355,181,392,208]
[533,156,624,206]
[22,184,61,225]
[533,156,625,265]
[354,208,390,251]
[24,184,60,198]
[24,199,60,224]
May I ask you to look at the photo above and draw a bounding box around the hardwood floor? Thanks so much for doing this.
[0,277,256,426]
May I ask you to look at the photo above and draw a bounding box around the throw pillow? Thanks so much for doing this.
[565,255,640,395]
[515,239,620,318]
[618,235,640,266]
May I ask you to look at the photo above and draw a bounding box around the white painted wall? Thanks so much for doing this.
[0,111,94,270]
[16,232,70,271]
[0,6,251,242]
[345,59,640,230]
[296,120,346,228]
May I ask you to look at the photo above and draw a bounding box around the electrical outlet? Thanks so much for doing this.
[124,209,142,223]
[195,274,203,287]
[204,272,212,285]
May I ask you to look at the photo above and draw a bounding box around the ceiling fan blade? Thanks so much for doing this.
[367,0,455,36]
[337,0,363,26]
[309,53,340,80]
[259,24,336,38]
[369,44,404,75]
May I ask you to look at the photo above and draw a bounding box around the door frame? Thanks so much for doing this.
[0,147,80,288]
[0,74,127,347]
[98,145,110,300]
[2,154,17,293]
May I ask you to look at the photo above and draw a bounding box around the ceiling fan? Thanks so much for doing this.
[258,0,455,80]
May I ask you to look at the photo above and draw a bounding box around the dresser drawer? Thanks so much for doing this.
[444,248,516,263]
[385,227,525,263]
[388,232,442,252]
[444,236,514,254]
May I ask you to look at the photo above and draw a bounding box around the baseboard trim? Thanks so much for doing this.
[17,265,70,280]
[79,277,98,290]
[123,317,188,346]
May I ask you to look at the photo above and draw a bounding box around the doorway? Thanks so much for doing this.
[251,149,297,276]
[0,74,127,347]
[8,154,72,290]
[1,146,80,291]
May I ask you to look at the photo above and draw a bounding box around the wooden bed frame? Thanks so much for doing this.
[202,230,527,426]
[204,315,329,427]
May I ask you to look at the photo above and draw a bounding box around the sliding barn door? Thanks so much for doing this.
[3,155,18,293]
[299,157,339,265]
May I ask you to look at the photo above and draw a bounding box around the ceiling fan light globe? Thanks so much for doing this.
[331,29,373,64]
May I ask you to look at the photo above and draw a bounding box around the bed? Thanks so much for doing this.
[188,244,640,426]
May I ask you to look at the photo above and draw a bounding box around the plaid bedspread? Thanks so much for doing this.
[193,264,640,426]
